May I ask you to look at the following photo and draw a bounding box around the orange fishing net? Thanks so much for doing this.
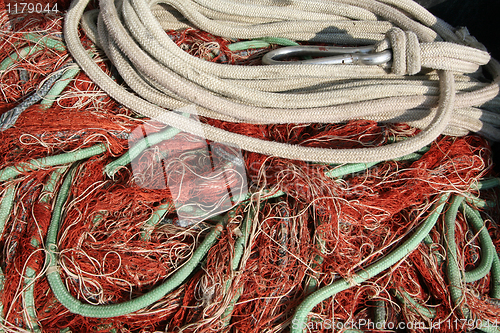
[0,5,499,333]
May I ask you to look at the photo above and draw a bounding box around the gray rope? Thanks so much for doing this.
[0,65,70,131]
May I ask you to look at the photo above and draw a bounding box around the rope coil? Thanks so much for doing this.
[1,2,499,331]
[64,0,500,164]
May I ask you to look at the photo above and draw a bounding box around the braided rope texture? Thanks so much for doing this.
[63,0,500,164]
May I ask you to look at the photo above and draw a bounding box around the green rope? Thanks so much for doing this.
[22,33,66,51]
[39,167,68,204]
[227,37,299,51]
[0,34,66,71]
[290,193,449,332]
[104,116,188,177]
[140,202,172,241]
[491,254,500,299]
[256,37,300,46]
[231,205,254,271]
[324,145,428,179]
[423,233,445,266]
[0,185,17,331]
[461,204,495,283]
[305,216,327,295]
[392,288,437,319]
[23,267,41,333]
[45,164,226,317]
[472,178,500,191]
[0,143,107,182]
[465,196,497,209]
[221,204,255,327]
[443,195,469,317]
[324,161,380,179]
[372,300,387,329]
[40,66,81,109]
[0,184,16,238]
[22,168,67,332]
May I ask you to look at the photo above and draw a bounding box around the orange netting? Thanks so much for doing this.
[0,8,499,333]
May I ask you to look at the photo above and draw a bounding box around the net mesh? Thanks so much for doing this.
[0,8,499,333]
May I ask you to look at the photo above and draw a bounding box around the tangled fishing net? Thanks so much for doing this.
[1,0,500,332]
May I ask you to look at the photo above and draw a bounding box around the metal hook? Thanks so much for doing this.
[262,45,391,65]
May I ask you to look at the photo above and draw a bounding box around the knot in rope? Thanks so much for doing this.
[375,27,421,76]
[375,26,491,76]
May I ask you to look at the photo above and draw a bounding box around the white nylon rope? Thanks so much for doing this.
[64,0,500,163]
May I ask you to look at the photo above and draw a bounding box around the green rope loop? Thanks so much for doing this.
[461,203,495,283]
[290,193,449,332]
[46,165,227,317]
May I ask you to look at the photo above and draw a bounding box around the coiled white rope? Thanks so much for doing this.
[64,0,500,163]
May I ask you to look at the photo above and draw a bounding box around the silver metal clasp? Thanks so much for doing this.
[262,45,391,65]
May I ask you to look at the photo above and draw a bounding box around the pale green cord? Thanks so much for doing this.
[0,185,17,239]
[423,234,434,245]
[290,193,449,332]
[0,34,66,71]
[325,161,380,179]
[104,114,188,177]
[461,204,495,283]
[221,204,254,327]
[491,254,500,299]
[324,145,428,178]
[392,288,437,319]
[227,40,271,51]
[458,204,500,331]
[46,165,226,317]
[243,188,286,203]
[423,234,445,266]
[472,178,500,191]
[23,267,41,333]
[372,300,386,328]
[40,167,69,204]
[305,216,327,295]
[443,195,469,318]
[0,185,17,331]
[0,46,47,72]
[227,37,299,51]
[221,287,244,329]
[140,202,172,240]
[231,206,253,271]
[22,33,66,51]
[40,66,81,109]
[465,196,497,209]
[0,143,107,182]
[22,169,66,332]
